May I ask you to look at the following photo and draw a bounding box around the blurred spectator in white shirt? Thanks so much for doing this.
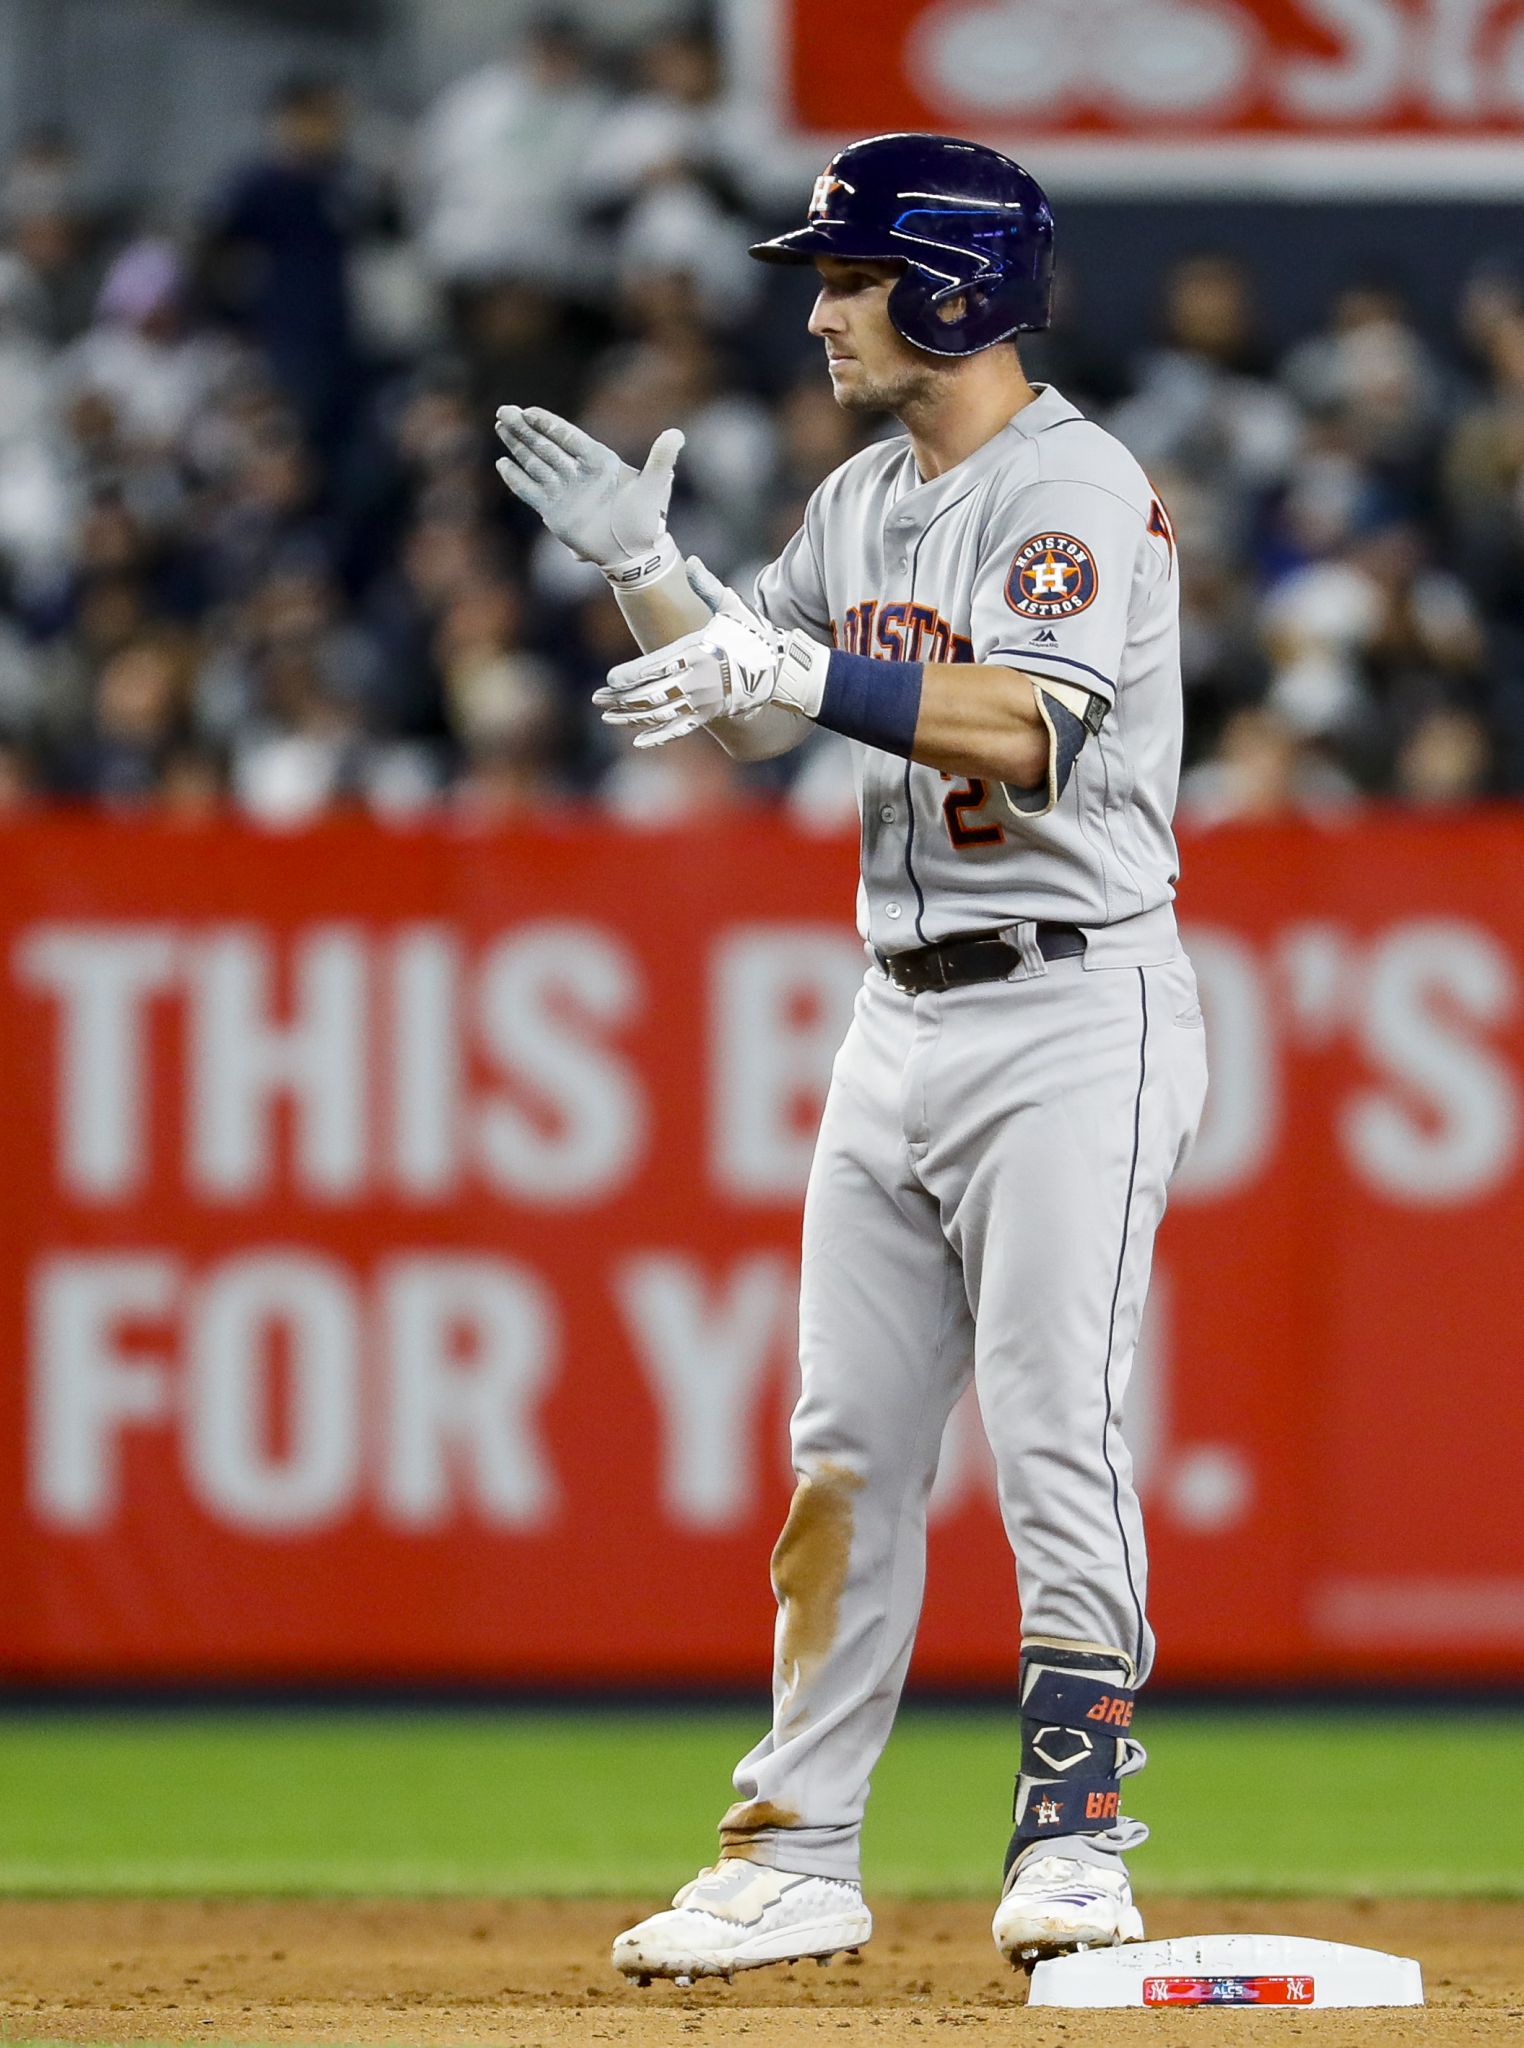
[580,22,777,330]
[0,250,72,584]
[580,25,728,213]
[1279,282,1449,494]
[1111,254,1300,551]
[1261,521,1486,766]
[615,175,760,333]
[1178,706,1359,825]
[0,251,55,447]
[601,725,759,825]
[412,13,610,292]
[582,22,797,220]
[2,128,103,345]
[58,240,235,454]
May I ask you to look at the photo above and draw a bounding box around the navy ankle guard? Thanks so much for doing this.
[1005,1649,1141,1872]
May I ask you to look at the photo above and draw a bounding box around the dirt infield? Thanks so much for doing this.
[0,1896,1519,2046]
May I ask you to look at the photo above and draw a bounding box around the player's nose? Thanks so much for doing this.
[807,289,843,339]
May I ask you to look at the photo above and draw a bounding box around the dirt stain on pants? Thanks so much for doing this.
[718,1797,800,1858]
[770,1461,863,1707]
[719,1461,864,1860]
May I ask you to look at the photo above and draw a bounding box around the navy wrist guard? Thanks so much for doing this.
[815,649,923,758]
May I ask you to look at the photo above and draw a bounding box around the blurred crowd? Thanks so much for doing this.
[0,10,1521,829]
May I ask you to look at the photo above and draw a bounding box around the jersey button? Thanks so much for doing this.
[879,804,896,822]
[885,902,903,920]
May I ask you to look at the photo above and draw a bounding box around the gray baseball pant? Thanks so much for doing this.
[718,946,1209,1882]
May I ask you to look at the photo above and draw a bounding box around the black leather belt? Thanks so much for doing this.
[876,922,1086,995]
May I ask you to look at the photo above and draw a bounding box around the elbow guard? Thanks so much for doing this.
[1000,678,1106,818]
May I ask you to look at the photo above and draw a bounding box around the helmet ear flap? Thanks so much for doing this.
[886,267,974,359]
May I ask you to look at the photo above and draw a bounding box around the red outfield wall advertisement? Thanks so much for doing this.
[730,0,1524,189]
[1,813,1522,1689]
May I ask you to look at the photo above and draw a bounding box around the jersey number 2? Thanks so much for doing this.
[942,777,1005,850]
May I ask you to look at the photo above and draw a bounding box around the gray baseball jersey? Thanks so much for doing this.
[755,383,1184,959]
[717,384,1208,1889]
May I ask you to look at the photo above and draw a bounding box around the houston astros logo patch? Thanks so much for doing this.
[1005,533,1098,619]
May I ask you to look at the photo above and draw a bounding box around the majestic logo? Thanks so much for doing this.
[1031,627,1059,646]
[809,171,854,219]
[1005,534,1098,620]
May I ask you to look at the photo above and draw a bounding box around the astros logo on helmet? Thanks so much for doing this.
[1005,533,1098,619]
[809,172,853,219]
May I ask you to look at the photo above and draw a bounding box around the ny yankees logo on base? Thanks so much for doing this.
[1029,1935,1423,2010]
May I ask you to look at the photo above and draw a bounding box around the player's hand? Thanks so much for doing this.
[595,591,830,748]
[494,405,684,577]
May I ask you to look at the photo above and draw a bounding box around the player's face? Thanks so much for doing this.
[809,258,935,414]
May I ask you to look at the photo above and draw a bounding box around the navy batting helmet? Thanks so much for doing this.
[749,132,1054,357]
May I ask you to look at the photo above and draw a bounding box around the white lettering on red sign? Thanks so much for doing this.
[13,920,649,1207]
[1343,918,1518,1203]
[29,1253,176,1523]
[617,1253,797,1530]
[14,926,179,1199]
[389,926,464,1195]
[710,928,864,1199]
[186,1252,362,1528]
[1279,0,1405,116]
[27,1252,562,1534]
[13,914,1523,1218]
[475,921,645,1204]
[188,927,368,1199]
[381,1257,558,1525]
[1176,917,1520,1205]
[909,0,1524,125]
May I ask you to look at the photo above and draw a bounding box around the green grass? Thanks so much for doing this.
[0,1708,1517,1898]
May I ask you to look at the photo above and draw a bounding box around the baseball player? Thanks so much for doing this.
[494,132,1208,1984]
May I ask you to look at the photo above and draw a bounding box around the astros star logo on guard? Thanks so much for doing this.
[1005,533,1099,619]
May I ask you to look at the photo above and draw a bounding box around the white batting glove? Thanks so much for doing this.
[684,554,731,614]
[594,591,831,748]
[494,405,684,587]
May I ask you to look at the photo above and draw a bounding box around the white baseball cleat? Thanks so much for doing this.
[612,1860,872,1985]
[992,1853,1144,1968]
